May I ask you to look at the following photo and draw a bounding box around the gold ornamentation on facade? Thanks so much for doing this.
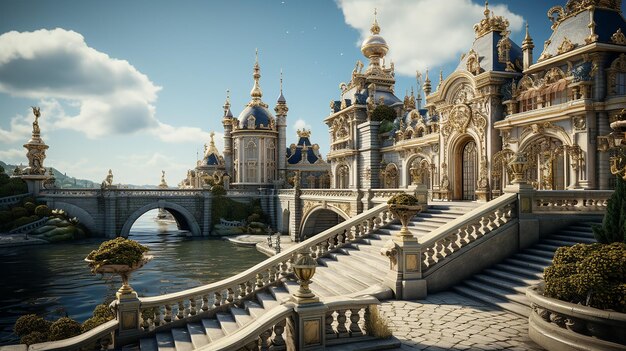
[556,37,575,55]
[297,129,311,138]
[607,54,626,95]
[497,32,512,64]
[329,202,351,216]
[466,49,482,76]
[611,28,626,45]
[449,105,472,134]
[572,116,586,131]
[473,1,510,38]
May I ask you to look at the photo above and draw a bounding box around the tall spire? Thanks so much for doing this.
[371,8,380,35]
[222,89,233,118]
[277,69,286,103]
[438,69,444,89]
[423,68,432,96]
[522,22,534,48]
[250,49,263,100]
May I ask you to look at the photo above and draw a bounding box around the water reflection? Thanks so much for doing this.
[0,209,266,344]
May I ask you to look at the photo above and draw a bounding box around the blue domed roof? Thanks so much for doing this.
[238,105,275,129]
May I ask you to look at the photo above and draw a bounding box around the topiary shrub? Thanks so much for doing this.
[11,206,27,219]
[86,237,149,272]
[35,204,51,217]
[544,242,626,312]
[14,314,51,338]
[23,202,36,214]
[211,184,226,197]
[48,317,81,341]
[20,331,48,345]
[92,304,114,320]
[592,176,626,244]
[370,105,397,122]
[21,197,36,206]
[387,193,419,206]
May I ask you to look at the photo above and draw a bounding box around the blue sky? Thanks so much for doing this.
[0,0,617,185]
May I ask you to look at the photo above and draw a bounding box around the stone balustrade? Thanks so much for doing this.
[137,203,393,333]
[532,190,612,214]
[370,189,414,204]
[527,284,626,350]
[324,296,380,345]
[0,193,30,208]
[417,193,518,274]
[8,216,48,234]
[27,319,117,351]
[39,188,204,197]
[300,189,358,199]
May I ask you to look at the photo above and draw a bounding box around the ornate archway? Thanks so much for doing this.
[299,207,348,240]
[120,201,201,238]
[455,139,478,200]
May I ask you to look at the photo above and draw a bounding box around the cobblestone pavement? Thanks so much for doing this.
[378,292,544,351]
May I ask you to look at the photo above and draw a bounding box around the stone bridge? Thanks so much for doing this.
[39,189,212,238]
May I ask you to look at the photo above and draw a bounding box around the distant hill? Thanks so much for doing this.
[0,161,159,189]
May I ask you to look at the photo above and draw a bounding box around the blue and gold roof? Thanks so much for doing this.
[237,51,276,130]
[286,129,325,165]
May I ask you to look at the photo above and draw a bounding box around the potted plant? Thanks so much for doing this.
[387,194,422,238]
[85,237,151,298]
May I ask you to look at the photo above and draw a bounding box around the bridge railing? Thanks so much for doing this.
[8,216,49,234]
[137,202,393,333]
[370,188,416,204]
[39,188,204,197]
[417,192,518,275]
[299,189,359,200]
[0,193,31,208]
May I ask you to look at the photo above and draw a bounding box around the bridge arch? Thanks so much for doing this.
[49,201,97,235]
[120,201,201,238]
[299,206,349,241]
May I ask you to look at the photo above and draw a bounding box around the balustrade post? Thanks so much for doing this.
[111,290,141,345]
[380,234,427,299]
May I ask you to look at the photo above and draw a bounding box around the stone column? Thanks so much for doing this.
[104,190,117,238]
[202,192,211,236]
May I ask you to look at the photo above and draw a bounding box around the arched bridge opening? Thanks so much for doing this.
[120,201,201,238]
[300,207,348,241]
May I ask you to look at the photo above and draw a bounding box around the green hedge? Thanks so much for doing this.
[593,176,626,244]
[544,242,626,312]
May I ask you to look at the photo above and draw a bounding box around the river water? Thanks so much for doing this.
[0,210,267,345]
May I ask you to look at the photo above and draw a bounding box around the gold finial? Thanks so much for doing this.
[370,8,380,35]
[210,131,215,145]
[255,48,259,65]
[297,129,311,138]
[484,1,490,17]
[250,50,263,99]
[280,68,283,93]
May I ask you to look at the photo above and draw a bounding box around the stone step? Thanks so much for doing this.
[201,318,225,343]
[558,229,596,238]
[318,257,383,286]
[244,300,267,319]
[155,332,176,351]
[139,338,158,351]
[313,267,363,295]
[453,285,530,318]
[550,234,596,244]
[513,253,553,266]
[216,313,239,335]
[534,243,565,252]
[492,262,544,279]
[230,306,253,327]
[472,273,529,295]
[325,336,402,350]
[340,247,388,265]
[326,252,388,279]
[482,268,541,286]
[462,279,531,307]
[171,327,194,351]
[256,291,280,309]
[186,322,210,349]
[504,258,547,272]
[269,285,291,304]
[542,238,580,247]
[524,248,555,258]
[318,262,372,292]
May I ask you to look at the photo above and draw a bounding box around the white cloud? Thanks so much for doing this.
[0,28,212,144]
[293,118,312,132]
[0,148,25,163]
[336,0,524,75]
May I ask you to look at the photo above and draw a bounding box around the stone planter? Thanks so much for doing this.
[387,204,422,239]
[526,284,626,351]
[86,255,152,299]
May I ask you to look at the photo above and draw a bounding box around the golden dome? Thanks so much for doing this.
[360,9,388,59]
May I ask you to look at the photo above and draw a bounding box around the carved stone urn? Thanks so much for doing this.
[86,255,152,299]
[292,252,319,304]
[387,194,422,239]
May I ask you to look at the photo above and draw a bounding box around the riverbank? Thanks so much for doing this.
[0,233,48,248]
[224,234,296,257]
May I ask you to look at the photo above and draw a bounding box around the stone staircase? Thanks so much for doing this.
[452,220,601,317]
[132,203,477,350]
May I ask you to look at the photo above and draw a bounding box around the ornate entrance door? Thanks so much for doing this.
[462,141,477,200]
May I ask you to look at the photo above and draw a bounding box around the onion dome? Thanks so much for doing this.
[238,50,275,130]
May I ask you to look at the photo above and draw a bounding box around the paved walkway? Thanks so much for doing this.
[378,292,543,351]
